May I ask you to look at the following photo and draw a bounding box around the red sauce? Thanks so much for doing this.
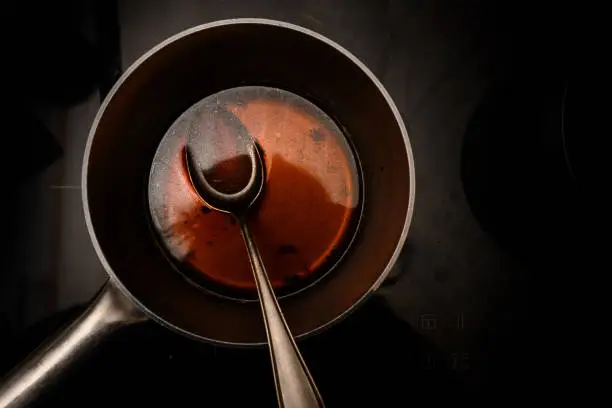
[148,87,360,297]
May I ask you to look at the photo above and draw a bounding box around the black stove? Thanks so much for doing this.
[3,0,583,405]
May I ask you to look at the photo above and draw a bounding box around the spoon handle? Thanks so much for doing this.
[239,221,325,408]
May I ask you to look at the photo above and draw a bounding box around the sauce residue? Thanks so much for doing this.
[148,86,360,297]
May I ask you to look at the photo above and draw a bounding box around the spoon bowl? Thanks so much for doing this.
[184,107,263,216]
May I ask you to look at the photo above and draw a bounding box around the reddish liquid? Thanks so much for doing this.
[148,86,361,297]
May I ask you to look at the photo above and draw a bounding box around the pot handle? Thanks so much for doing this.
[0,279,146,408]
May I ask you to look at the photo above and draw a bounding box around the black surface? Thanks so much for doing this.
[2,0,590,404]
[8,106,63,186]
[7,0,121,106]
[461,77,577,260]
[1,297,461,406]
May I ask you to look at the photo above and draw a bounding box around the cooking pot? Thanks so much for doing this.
[0,18,414,407]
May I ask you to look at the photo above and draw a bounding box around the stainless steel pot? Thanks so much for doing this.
[0,18,414,407]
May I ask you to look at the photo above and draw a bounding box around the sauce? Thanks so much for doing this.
[148,86,361,298]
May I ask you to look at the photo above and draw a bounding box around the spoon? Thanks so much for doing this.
[184,107,325,408]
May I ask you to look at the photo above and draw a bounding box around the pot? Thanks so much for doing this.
[0,18,414,407]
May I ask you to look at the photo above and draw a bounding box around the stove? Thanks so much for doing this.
[3,0,581,404]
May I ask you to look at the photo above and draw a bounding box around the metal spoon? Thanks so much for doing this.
[184,107,325,408]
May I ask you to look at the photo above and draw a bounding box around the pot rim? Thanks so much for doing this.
[81,18,416,347]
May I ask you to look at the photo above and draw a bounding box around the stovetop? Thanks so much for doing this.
[3,0,582,404]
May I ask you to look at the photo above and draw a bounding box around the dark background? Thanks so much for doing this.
[3,0,586,405]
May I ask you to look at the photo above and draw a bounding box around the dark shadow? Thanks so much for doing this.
[460,78,578,262]
[460,33,588,397]
[8,0,121,106]
[0,296,461,407]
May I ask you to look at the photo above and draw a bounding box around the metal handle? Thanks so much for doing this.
[0,280,146,408]
[240,221,325,408]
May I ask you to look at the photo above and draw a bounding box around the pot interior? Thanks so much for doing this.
[147,85,364,302]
